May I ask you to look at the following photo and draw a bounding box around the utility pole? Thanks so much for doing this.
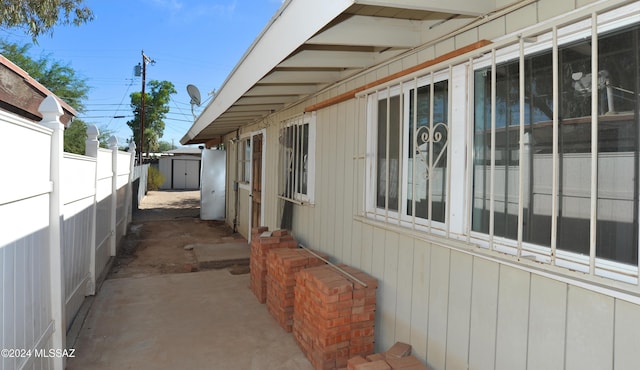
[136,50,155,164]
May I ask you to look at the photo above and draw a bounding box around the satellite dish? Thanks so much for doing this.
[187,84,202,119]
[187,84,201,106]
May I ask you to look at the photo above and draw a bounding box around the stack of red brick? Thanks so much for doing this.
[249,227,298,303]
[345,342,429,370]
[293,264,378,370]
[266,248,327,332]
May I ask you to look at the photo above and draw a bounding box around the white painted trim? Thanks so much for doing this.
[183,0,353,143]
[246,129,267,241]
[354,215,640,305]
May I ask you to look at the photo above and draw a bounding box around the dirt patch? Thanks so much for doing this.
[109,190,247,279]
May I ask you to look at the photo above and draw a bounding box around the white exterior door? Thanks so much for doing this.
[200,149,226,220]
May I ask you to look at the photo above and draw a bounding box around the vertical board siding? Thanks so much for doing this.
[341,102,356,264]
[394,234,415,344]
[494,265,530,370]
[360,223,374,274]
[565,286,615,370]
[614,300,640,370]
[527,274,567,369]
[371,227,386,347]
[349,220,363,268]
[426,246,451,369]
[445,251,473,370]
[380,231,399,352]
[256,3,640,370]
[410,240,430,363]
[468,258,499,370]
[332,105,346,262]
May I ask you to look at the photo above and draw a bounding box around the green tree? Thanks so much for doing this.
[63,119,86,153]
[62,119,115,155]
[126,80,176,156]
[1,0,93,40]
[157,140,176,152]
[1,39,92,153]
[0,40,90,111]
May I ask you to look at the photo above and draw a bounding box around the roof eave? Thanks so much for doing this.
[181,0,354,145]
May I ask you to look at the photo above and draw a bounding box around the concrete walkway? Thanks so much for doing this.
[67,190,313,370]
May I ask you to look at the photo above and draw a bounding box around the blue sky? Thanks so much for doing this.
[1,0,283,147]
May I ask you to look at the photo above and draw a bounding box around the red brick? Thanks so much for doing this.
[293,264,378,370]
[272,229,291,236]
[385,356,428,369]
[266,248,327,331]
[366,353,386,362]
[384,342,412,359]
[347,356,368,370]
[354,360,391,370]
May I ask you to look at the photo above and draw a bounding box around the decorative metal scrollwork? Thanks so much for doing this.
[414,122,448,180]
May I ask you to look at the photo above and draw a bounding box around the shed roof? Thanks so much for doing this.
[0,55,78,126]
[181,0,500,145]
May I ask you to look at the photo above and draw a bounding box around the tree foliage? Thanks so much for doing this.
[126,80,177,155]
[0,39,96,154]
[157,140,177,152]
[0,39,90,111]
[62,119,115,154]
[63,119,87,154]
[1,0,94,40]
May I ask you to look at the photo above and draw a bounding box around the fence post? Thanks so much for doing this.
[109,136,118,256]
[125,142,136,227]
[39,96,66,370]
[85,125,99,295]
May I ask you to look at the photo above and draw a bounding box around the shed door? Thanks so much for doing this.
[173,160,200,189]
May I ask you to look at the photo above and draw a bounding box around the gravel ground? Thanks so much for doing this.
[110,189,244,278]
[134,190,201,221]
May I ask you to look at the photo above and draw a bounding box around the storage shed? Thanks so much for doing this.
[158,147,202,190]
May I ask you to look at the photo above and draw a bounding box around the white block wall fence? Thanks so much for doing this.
[0,96,148,370]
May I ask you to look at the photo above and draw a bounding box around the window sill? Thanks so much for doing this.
[353,214,640,305]
[278,195,315,207]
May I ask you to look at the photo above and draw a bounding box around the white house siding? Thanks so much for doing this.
[222,0,640,368]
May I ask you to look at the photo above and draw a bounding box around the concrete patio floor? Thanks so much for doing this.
[66,190,313,370]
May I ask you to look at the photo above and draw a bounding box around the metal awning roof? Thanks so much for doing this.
[181,0,497,145]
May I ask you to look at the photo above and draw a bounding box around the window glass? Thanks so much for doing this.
[472,23,640,266]
[595,27,639,264]
[279,114,315,204]
[407,81,448,222]
[376,95,401,211]
[243,139,251,182]
[296,123,309,195]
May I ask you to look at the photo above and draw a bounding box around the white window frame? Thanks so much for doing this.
[278,112,316,205]
[365,70,458,236]
[237,137,251,184]
[468,3,640,284]
[360,1,640,286]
